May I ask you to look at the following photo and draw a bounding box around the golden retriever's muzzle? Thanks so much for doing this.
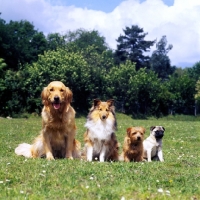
[52,96,61,110]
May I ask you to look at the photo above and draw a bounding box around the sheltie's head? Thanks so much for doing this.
[88,99,116,122]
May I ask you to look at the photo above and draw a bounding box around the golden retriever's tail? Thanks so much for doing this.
[15,143,33,158]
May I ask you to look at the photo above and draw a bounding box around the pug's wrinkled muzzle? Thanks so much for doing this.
[155,130,164,139]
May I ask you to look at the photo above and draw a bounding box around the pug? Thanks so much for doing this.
[143,126,165,162]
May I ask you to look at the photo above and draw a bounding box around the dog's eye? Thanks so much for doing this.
[50,88,53,92]
[60,89,64,92]
[99,108,102,111]
[106,109,109,112]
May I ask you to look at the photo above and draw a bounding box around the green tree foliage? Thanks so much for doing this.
[1,15,199,117]
[195,80,200,102]
[187,61,200,81]
[65,29,114,71]
[0,19,47,70]
[150,36,175,80]
[0,58,6,95]
[46,33,66,51]
[65,29,109,53]
[24,48,90,112]
[114,25,155,70]
[165,72,196,115]
[105,61,169,117]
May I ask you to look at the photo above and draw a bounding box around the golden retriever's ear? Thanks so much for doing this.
[65,87,73,103]
[93,99,101,107]
[107,99,114,107]
[41,87,49,106]
[126,127,132,137]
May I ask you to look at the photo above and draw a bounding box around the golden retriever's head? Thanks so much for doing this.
[41,81,72,110]
[90,99,115,121]
[127,127,145,143]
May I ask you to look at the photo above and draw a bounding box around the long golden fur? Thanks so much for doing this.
[15,81,80,160]
[84,99,119,162]
[120,127,145,162]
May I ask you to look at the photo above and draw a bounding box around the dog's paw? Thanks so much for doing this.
[46,152,55,160]
[66,156,74,160]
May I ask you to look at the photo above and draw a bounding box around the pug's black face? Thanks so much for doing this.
[150,126,165,140]
[155,130,164,139]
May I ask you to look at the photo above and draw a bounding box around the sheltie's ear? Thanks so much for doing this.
[93,99,101,107]
[107,99,114,107]
[41,87,49,106]
[126,127,132,137]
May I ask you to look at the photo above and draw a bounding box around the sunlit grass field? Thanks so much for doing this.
[0,113,199,199]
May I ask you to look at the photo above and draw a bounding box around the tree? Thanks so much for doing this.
[150,36,175,80]
[105,60,169,117]
[65,29,114,71]
[0,58,6,96]
[65,29,109,54]
[195,80,200,102]
[46,33,66,51]
[114,25,155,70]
[187,61,200,81]
[165,72,196,115]
[0,19,47,70]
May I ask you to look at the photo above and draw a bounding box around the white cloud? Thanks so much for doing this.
[0,0,200,67]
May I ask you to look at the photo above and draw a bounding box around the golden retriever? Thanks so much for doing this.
[15,81,81,160]
[120,127,145,162]
[84,99,119,162]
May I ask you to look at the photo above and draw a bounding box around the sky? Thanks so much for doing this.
[0,0,200,67]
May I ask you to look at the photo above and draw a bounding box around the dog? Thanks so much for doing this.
[15,81,81,160]
[120,127,145,162]
[143,126,165,162]
[84,99,119,162]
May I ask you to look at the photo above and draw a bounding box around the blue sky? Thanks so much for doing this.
[56,0,174,12]
[0,0,199,67]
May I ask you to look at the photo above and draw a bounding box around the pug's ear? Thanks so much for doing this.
[150,126,156,131]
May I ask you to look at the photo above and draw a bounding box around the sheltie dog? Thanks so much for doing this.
[120,127,145,162]
[84,99,119,162]
[15,81,81,160]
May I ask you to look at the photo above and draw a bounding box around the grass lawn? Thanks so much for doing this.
[0,113,199,199]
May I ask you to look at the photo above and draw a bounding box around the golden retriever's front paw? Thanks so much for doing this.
[66,156,73,160]
[46,153,55,160]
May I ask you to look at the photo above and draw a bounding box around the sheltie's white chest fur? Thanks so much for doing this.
[85,118,115,141]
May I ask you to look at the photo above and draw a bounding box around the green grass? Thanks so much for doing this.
[0,113,199,199]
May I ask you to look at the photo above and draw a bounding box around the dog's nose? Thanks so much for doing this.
[102,115,106,120]
[137,136,141,140]
[54,96,60,102]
